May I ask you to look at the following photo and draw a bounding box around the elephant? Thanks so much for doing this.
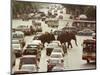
[38,32,55,46]
[57,31,78,49]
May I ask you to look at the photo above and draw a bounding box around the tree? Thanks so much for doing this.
[84,6,96,20]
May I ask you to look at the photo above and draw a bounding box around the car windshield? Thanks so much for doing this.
[12,40,19,44]
[84,43,96,52]
[51,54,62,58]
[21,65,35,72]
[50,60,59,64]
[13,44,20,49]
[53,49,61,53]
[49,43,58,47]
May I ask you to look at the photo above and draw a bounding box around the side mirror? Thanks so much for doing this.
[47,60,49,63]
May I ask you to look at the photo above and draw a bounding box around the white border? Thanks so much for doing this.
[0,0,99,75]
[17,0,97,5]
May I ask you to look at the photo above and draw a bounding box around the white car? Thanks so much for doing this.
[31,40,43,49]
[12,39,20,44]
[52,47,64,57]
[12,44,22,57]
[46,42,59,56]
[12,31,25,47]
[12,39,23,48]
[47,52,64,71]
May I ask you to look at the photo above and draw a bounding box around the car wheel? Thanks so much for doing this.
[87,59,90,63]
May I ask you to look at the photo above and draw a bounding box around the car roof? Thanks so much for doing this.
[12,31,24,35]
[27,40,41,45]
[53,47,62,50]
[21,55,36,58]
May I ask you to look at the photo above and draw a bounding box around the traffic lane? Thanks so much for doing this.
[63,35,95,70]
[13,35,95,73]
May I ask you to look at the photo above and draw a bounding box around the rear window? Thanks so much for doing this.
[13,34,24,39]
[51,54,62,58]
[21,57,36,64]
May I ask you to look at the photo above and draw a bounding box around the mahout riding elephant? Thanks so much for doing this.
[38,32,55,46]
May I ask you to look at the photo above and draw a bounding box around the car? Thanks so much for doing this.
[20,64,39,73]
[61,26,78,34]
[46,43,60,56]
[92,33,96,39]
[45,19,59,28]
[12,39,23,48]
[82,39,96,63]
[60,10,63,13]
[14,25,33,35]
[12,31,25,47]
[52,65,65,71]
[33,32,42,40]
[12,44,22,57]
[77,28,94,36]
[52,47,64,57]
[34,22,42,32]
[19,55,39,69]
[31,40,43,50]
[11,50,16,67]
[23,47,41,62]
[12,39,20,44]
[59,15,63,19]
[47,52,64,71]
[23,41,42,56]
[36,26,42,32]
[13,64,39,75]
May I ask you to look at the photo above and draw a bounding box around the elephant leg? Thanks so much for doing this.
[68,42,73,48]
[64,43,67,53]
[75,39,78,46]
[70,42,73,48]
[68,42,70,48]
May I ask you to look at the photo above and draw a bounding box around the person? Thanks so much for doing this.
[50,29,53,34]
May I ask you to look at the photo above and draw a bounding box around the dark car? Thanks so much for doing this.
[77,29,94,36]
[61,26,78,34]
[23,43,41,62]
[14,25,33,35]
[19,55,39,69]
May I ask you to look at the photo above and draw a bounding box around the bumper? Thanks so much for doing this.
[82,56,96,61]
[14,50,22,57]
[47,64,55,71]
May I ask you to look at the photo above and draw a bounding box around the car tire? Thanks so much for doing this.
[87,59,90,63]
